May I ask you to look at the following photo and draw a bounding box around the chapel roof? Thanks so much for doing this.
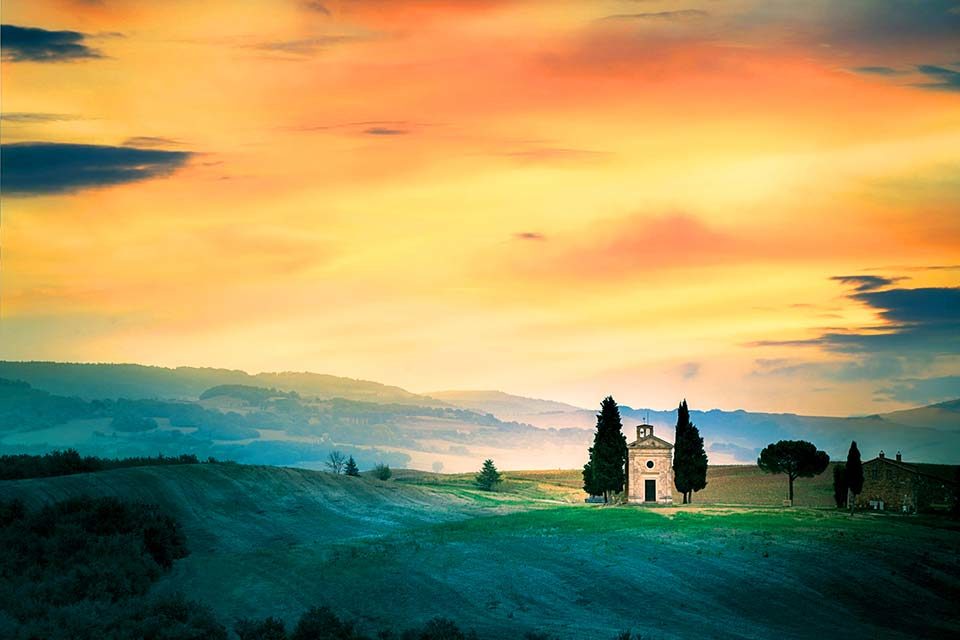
[628,434,673,450]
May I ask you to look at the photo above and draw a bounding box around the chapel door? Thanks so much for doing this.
[644,479,656,503]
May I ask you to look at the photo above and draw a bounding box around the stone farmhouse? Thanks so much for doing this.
[855,451,958,513]
[626,423,674,504]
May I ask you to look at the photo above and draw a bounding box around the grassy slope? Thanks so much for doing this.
[2,464,958,640]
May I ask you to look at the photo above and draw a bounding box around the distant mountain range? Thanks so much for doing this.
[1,361,958,468]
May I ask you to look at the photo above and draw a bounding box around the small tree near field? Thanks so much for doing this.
[373,463,392,481]
[845,441,864,513]
[757,440,830,505]
[832,463,848,508]
[344,456,360,477]
[475,459,502,491]
[325,451,346,474]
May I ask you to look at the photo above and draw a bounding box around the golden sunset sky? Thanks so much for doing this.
[2,0,959,414]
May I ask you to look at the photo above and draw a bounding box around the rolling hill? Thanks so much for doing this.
[2,463,957,639]
[1,361,958,469]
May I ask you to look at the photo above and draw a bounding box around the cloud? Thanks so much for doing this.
[123,136,185,148]
[915,64,960,91]
[850,66,905,76]
[249,35,362,56]
[0,24,102,62]
[830,274,903,292]
[510,213,748,281]
[680,362,701,380]
[363,127,408,136]
[303,1,331,15]
[0,112,83,123]
[753,285,960,357]
[876,376,960,404]
[1,142,193,196]
[602,10,708,22]
[514,232,546,241]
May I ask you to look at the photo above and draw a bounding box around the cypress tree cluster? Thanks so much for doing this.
[673,400,708,504]
[582,396,628,503]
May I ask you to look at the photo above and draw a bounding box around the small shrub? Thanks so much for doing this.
[373,463,392,481]
[236,616,287,640]
[291,605,357,640]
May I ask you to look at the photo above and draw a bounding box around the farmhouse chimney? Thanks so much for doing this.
[896,451,902,462]
[879,450,885,459]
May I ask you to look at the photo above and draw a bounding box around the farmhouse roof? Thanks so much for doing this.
[866,456,959,486]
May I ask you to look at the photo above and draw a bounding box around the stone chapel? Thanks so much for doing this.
[626,423,674,504]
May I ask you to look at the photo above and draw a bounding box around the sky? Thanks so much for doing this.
[1,0,959,416]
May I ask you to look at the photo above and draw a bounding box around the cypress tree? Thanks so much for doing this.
[582,459,602,497]
[585,396,628,503]
[344,456,360,477]
[832,463,848,508]
[673,400,708,504]
[845,441,863,513]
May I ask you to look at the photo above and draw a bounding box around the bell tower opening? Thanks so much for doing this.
[637,424,654,439]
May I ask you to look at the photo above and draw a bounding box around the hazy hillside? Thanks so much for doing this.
[0,361,442,406]
[426,390,585,419]
[2,361,958,469]
[2,464,956,639]
[436,391,960,465]
[0,377,589,472]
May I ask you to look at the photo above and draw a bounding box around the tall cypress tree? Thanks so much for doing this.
[673,400,708,504]
[585,396,627,503]
[845,441,863,513]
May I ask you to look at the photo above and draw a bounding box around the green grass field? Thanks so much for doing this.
[2,463,958,639]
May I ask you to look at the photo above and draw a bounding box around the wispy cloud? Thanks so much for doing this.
[830,274,903,292]
[915,64,960,91]
[601,10,708,22]
[248,34,367,56]
[363,127,408,136]
[514,232,546,241]
[123,136,185,148]
[0,112,84,123]
[850,66,905,76]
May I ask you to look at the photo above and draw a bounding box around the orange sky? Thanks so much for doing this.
[2,0,959,414]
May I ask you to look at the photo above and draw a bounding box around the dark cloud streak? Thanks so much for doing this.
[1,142,193,196]
[1,24,102,62]
[915,64,960,91]
[830,274,903,292]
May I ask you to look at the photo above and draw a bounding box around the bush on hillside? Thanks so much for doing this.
[0,496,191,635]
[373,463,392,481]
[236,616,288,640]
[291,606,361,640]
[0,449,200,480]
[14,593,228,640]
